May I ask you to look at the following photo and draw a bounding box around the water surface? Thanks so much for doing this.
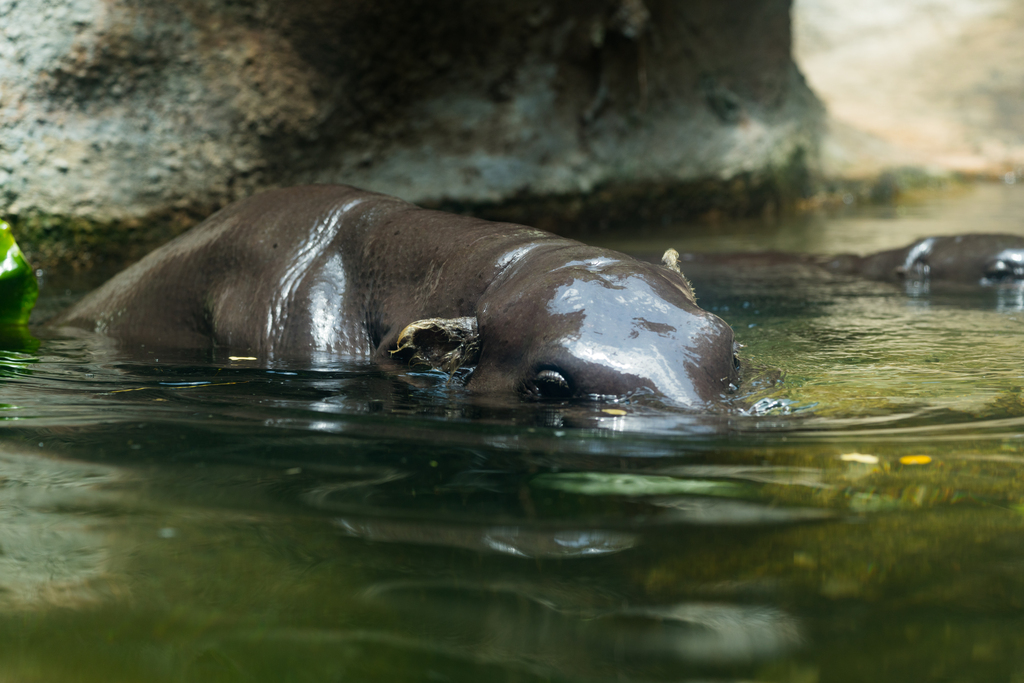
[3,183,1024,682]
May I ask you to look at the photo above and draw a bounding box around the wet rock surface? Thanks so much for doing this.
[0,0,822,267]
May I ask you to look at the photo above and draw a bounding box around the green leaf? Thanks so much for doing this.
[0,220,38,327]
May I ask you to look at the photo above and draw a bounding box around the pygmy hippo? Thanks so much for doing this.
[822,234,1024,285]
[53,185,741,408]
[662,233,1024,299]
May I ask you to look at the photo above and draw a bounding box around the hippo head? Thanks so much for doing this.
[394,245,739,408]
[870,234,1024,286]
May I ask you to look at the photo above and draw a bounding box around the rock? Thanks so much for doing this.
[0,0,823,268]
[794,0,1024,178]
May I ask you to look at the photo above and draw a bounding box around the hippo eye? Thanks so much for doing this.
[526,368,574,400]
[985,260,1014,282]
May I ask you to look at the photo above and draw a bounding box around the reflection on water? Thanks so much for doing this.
[334,517,638,558]
[1,183,1024,681]
[361,579,802,673]
[0,447,114,607]
[996,283,1024,312]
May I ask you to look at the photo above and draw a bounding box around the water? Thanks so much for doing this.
[3,182,1024,682]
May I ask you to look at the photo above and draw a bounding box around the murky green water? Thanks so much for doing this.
[2,183,1024,682]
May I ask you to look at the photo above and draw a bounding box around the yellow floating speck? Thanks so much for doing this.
[840,453,879,464]
[793,551,817,568]
[228,356,257,361]
[601,408,627,416]
[899,455,932,465]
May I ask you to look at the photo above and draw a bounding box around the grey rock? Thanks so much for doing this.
[0,0,823,262]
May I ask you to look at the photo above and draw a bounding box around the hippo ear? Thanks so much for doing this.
[661,248,683,273]
[390,316,481,375]
[661,248,697,301]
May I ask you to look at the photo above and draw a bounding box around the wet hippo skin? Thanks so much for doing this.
[821,234,1024,285]
[53,185,740,408]
[657,234,1024,289]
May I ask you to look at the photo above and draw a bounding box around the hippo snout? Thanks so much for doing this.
[517,307,739,406]
[470,257,741,408]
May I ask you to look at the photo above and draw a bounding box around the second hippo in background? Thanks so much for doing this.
[822,234,1024,286]
[657,234,1024,292]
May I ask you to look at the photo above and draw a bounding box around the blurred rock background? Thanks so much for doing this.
[794,0,1024,178]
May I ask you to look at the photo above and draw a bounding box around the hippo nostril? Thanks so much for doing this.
[526,368,574,400]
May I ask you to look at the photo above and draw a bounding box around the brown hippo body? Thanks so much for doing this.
[822,234,1024,285]
[53,185,740,408]
[661,234,1024,289]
